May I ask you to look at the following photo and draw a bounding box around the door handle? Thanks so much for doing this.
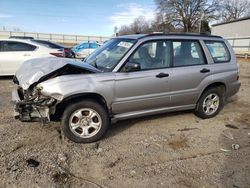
[23,53,31,56]
[156,72,169,78]
[200,68,210,73]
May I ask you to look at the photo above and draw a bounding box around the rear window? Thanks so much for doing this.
[32,40,63,49]
[205,41,230,63]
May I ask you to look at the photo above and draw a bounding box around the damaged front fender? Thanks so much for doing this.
[12,57,108,123]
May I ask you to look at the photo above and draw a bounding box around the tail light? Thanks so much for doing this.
[64,48,70,53]
[50,52,64,57]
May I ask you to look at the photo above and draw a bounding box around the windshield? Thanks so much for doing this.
[84,38,136,72]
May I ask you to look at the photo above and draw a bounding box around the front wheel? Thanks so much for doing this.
[195,87,224,119]
[61,100,109,143]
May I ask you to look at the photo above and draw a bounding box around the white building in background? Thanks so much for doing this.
[212,16,250,58]
[211,16,250,38]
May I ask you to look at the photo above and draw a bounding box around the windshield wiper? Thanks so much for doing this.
[93,59,98,68]
[83,57,98,69]
[88,57,99,69]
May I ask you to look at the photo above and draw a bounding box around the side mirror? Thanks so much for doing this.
[124,62,141,72]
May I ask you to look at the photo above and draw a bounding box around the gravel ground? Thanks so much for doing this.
[0,61,249,188]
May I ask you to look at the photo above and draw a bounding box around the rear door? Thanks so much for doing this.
[0,41,36,75]
[169,40,212,106]
[113,40,172,114]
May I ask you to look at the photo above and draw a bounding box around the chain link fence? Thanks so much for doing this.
[226,37,250,59]
[0,31,110,46]
[0,31,249,58]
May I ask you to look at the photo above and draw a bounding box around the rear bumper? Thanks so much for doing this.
[11,88,50,122]
[226,80,241,97]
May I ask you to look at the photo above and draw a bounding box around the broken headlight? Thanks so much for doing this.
[35,84,63,101]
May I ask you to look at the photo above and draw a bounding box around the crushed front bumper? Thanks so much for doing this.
[11,88,51,122]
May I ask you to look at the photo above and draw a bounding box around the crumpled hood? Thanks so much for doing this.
[14,57,100,90]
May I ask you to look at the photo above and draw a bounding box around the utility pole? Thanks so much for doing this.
[199,12,204,33]
[114,26,118,37]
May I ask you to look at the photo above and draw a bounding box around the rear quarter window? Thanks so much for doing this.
[205,41,230,63]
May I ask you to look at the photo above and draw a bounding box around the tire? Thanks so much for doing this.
[61,100,109,143]
[195,87,224,119]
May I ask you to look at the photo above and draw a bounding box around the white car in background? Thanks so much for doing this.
[0,39,64,75]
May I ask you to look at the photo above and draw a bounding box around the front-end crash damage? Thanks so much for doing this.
[12,86,57,122]
[12,57,100,123]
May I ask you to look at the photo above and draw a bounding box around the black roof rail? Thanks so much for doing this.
[139,32,222,39]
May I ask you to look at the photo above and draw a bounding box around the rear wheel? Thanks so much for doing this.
[195,87,224,119]
[61,100,109,143]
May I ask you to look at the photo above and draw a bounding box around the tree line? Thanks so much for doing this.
[118,0,250,35]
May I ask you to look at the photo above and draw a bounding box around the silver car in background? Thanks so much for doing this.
[72,41,100,59]
[12,33,241,143]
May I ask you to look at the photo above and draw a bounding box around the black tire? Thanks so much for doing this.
[61,100,109,143]
[195,87,224,119]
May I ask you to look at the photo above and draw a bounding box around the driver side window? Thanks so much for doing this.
[127,40,171,71]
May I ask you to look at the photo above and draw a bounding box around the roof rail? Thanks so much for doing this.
[140,32,222,39]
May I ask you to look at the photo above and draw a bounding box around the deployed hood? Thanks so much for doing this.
[14,57,101,90]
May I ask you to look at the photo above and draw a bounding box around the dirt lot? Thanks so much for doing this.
[0,61,250,188]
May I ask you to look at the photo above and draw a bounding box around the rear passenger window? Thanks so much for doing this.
[205,41,230,63]
[2,41,36,52]
[173,41,206,67]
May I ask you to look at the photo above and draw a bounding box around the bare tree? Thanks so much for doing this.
[118,25,132,36]
[200,20,211,33]
[155,0,219,32]
[150,14,176,32]
[118,16,152,35]
[118,14,177,35]
[220,0,250,21]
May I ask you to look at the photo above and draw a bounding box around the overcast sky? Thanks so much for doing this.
[0,0,156,36]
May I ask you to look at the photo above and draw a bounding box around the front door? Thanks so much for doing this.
[112,40,172,114]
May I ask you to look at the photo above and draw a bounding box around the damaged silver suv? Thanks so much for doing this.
[12,33,241,143]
